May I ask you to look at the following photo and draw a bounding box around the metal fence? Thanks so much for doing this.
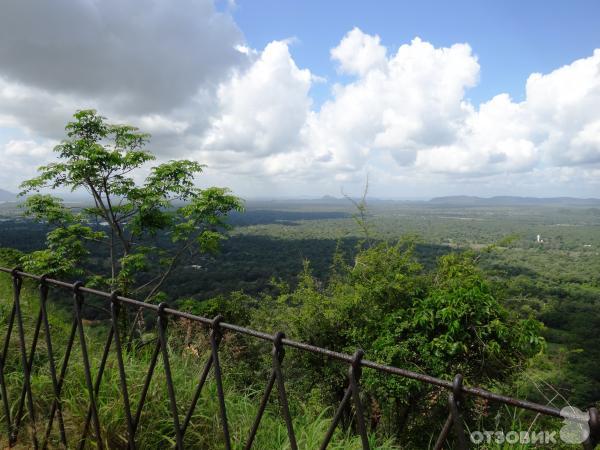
[0,267,598,449]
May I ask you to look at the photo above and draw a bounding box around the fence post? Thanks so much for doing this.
[349,349,370,449]
[0,279,15,441]
[72,281,103,449]
[110,292,137,450]
[157,302,184,450]
[245,331,298,450]
[11,268,39,448]
[583,407,599,450]
[38,274,67,448]
[211,314,231,450]
[434,374,469,450]
[320,349,370,450]
[273,332,298,450]
[0,267,596,450]
[12,271,45,447]
[449,374,469,450]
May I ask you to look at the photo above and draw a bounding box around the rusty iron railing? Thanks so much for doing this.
[0,267,598,449]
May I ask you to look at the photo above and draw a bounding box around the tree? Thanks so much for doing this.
[19,110,243,307]
[237,241,544,444]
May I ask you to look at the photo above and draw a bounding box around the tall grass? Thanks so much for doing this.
[2,276,569,449]
[0,278,396,449]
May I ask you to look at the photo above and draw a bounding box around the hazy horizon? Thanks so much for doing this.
[1,185,599,204]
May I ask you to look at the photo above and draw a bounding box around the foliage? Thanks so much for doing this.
[0,199,596,407]
[0,248,23,267]
[239,241,544,443]
[179,291,259,325]
[18,110,243,301]
[0,200,580,448]
[0,276,395,449]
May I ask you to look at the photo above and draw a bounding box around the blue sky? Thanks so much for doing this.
[233,0,600,105]
[0,0,599,198]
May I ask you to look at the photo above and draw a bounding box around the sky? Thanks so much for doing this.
[0,0,599,199]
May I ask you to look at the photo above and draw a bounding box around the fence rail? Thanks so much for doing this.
[0,267,598,449]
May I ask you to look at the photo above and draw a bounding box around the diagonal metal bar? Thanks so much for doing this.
[72,281,104,449]
[245,370,277,449]
[132,336,162,434]
[434,375,469,450]
[180,337,215,435]
[583,407,599,450]
[10,268,39,449]
[320,350,369,450]
[110,293,137,450]
[211,315,231,450]
[320,380,353,450]
[272,332,297,449]
[13,291,44,439]
[157,302,184,450]
[0,301,16,440]
[448,394,468,449]
[433,413,453,450]
[38,275,68,448]
[77,324,114,450]
[348,350,369,449]
[448,374,469,450]
[42,315,77,449]
[245,331,298,450]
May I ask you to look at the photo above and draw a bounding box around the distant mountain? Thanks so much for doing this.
[0,189,16,202]
[429,196,600,206]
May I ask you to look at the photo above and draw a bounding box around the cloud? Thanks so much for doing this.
[196,29,599,195]
[415,93,538,175]
[525,49,600,166]
[203,41,313,158]
[0,8,599,197]
[0,139,55,190]
[0,0,244,114]
[331,27,387,76]
[0,0,250,175]
[415,49,600,175]
[313,36,480,171]
[4,139,51,158]
[198,33,484,184]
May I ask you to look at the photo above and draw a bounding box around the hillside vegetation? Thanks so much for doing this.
[0,272,400,449]
[1,236,572,448]
[1,110,597,448]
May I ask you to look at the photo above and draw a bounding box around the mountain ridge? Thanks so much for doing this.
[428,195,600,206]
[0,189,16,202]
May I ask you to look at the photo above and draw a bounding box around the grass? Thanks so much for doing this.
[0,275,570,449]
[0,277,397,449]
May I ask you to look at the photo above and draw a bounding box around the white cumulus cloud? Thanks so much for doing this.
[203,41,313,159]
[331,27,387,76]
[0,8,599,197]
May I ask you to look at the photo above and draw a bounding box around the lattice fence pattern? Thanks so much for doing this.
[1,267,598,449]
